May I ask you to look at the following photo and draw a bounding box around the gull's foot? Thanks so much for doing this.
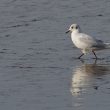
[77,57,81,59]
[92,57,105,60]
[72,57,81,60]
[77,53,84,59]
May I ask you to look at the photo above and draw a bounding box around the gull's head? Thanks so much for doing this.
[66,24,80,33]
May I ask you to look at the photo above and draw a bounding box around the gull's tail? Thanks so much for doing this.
[105,43,110,49]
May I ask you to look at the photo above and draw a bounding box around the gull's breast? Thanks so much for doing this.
[71,36,89,49]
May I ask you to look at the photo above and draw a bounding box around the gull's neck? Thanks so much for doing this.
[72,30,80,34]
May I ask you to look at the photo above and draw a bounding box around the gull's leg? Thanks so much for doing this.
[92,50,97,59]
[78,53,84,59]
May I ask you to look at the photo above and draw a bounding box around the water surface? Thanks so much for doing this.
[0,0,110,110]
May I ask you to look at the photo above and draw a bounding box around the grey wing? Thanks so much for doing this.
[79,34,97,47]
[79,34,106,49]
[92,39,106,49]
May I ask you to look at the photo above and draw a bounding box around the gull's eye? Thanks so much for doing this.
[71,26,74,29]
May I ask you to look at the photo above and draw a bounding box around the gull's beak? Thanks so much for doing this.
[65,30,70,33]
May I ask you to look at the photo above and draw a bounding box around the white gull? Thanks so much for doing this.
[66,24,110,59]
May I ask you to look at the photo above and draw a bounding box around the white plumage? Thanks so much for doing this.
[66,24,110,59]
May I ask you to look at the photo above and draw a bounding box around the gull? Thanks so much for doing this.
[66,24,110,59]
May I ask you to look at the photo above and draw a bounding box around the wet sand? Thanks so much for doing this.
[0,0,110,110]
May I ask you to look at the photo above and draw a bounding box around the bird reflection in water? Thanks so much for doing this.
[70,59,109,96]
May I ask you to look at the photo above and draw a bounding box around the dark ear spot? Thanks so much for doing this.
[76,25,79,29]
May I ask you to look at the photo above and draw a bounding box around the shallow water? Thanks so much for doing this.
[0,0,110,110]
